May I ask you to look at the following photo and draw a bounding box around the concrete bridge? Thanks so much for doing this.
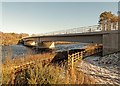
[19,30,119,55]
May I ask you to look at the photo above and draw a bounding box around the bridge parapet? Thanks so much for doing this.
[34,24,117,36]
[34,25,100,36]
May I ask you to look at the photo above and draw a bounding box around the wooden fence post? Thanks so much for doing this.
[81,51,83,59]
[70,54,76,83]
[71,56,74,69]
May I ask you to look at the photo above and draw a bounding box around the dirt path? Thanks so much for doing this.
[76,53,120,85]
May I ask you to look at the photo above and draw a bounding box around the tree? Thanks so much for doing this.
[99,11,118,31]
[111,15,118,30]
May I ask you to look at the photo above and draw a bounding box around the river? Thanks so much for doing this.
[1,43,89,61]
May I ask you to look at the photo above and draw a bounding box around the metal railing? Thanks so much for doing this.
[30,24,118,37]
[35,25,100,36]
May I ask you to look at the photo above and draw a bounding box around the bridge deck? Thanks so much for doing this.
[22,30,118,39]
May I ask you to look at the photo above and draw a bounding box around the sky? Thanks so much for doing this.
[1,2,118,34]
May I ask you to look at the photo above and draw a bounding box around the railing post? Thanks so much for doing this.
[70,53,76,83]
[71,56,74,69]
[81,51,83,59]
[67,50,71,69]
[78,52,79,60]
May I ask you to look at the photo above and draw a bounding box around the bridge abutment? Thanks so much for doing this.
[102,30,119,55]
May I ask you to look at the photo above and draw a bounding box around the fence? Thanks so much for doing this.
[68,45,102,69]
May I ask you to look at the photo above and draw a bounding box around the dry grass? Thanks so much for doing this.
[2,53,55,84]
[2,52,97,85]
[0,32,28,45]
[65,66,96,84]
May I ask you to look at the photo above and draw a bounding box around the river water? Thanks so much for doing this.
[1,43,89,61]
[1,45,32,61]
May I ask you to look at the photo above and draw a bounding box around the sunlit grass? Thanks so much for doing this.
[2,52,96,85]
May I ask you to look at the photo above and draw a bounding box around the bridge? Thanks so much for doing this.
[19,25,119,55]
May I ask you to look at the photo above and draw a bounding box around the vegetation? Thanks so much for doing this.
[0,32,28,45]
[2,52,96,85]
[99,11,118,31]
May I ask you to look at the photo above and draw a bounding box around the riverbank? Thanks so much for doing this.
[2,52,96,84]
[76,52,120,84]
[0,32,28,45]
[2,49,120,85]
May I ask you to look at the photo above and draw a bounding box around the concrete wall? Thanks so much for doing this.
[103,31,119,55]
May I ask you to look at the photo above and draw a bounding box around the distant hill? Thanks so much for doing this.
[0,32,29,45]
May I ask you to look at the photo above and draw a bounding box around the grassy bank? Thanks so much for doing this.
[2,52,97,85]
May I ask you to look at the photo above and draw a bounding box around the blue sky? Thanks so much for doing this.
[1,2,118,34]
